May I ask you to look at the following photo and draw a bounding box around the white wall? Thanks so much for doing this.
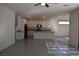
[69,8,79,48]
[49,19,69,36]
[49,13,69,37]
[55,24,69,36]
[0,5,15,51]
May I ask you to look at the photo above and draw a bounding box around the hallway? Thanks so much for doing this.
[0,37,79,56]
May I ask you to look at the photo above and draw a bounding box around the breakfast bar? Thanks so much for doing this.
[34,31,55,39]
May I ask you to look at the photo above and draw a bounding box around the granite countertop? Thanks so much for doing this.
[28,27,55,33]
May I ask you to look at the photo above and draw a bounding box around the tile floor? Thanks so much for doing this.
[0,37,79,56]
[45,39,79,56]
[0,39,49,56]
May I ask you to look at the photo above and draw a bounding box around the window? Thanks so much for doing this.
[59,21,69,24]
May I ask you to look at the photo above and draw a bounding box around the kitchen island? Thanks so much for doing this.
[34,31,55,39]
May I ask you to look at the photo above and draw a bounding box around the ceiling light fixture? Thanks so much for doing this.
[41,3,45,6]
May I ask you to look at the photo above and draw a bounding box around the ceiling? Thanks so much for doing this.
[2,3,79,17]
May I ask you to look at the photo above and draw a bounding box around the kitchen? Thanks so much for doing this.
[15,13,69,40]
